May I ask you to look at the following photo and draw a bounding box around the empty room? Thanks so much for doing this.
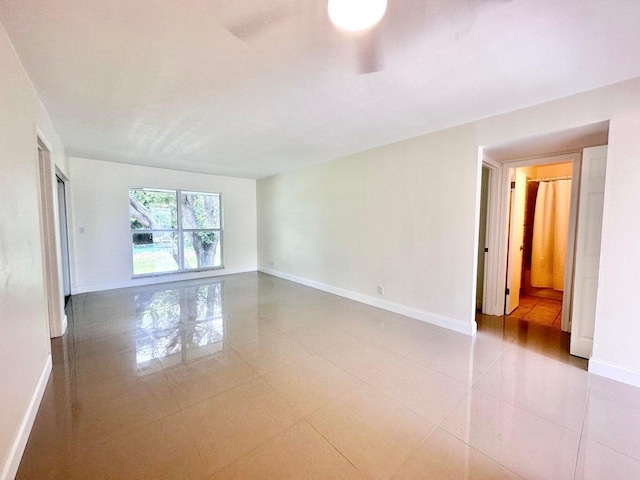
[2,1,640,479]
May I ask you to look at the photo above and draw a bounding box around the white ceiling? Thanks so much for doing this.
[1,0,640,179]
[485,121,610,162]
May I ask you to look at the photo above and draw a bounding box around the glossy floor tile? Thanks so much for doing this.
[183,377,301,474]
[17,273,640,479]
[574,437,640,480]
[392,427,523,479]
[367,357,470,425]
[209,421,365,479]
[473,344,589,432]
[406,332,499,386]
[307,383,435,480]
[440,388,581,479]
[582,376,640,461]
[262,352,360,416]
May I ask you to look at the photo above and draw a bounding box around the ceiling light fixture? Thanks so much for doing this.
[327,0,388,32]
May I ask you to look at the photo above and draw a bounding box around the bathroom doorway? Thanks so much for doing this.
[505,159,575,330]
[479,122,610,359]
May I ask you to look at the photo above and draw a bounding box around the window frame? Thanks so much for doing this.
[130,187,224,277]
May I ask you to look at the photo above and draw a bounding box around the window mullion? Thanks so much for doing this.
[176,189,184,270]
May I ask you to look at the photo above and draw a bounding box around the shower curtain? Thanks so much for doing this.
[531,179,571,291]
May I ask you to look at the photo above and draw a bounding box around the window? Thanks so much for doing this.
[129,188,222,275]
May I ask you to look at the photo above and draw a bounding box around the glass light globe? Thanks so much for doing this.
[328,0,388,32]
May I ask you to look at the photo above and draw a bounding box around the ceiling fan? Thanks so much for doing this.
[224,0,388,74]
[328,0,388,73]
[224,0,512,75]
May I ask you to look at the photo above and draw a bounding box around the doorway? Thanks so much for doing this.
[480,144,608,359]
[504,160,575,330]
[476,166,490,311]
[36,137,67,338]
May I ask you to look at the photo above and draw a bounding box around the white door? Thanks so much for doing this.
[505,169,527,314]
[56,176,71,299]
[570,146,607,359]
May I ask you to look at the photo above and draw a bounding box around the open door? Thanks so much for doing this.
[56,176,71,303]
[505,169,527,314]
[570,146,607,359]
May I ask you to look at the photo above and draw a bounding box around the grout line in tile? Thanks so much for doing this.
[301,418,363,473]
[200,419,308,479]
[359,362,470,429]
[572,432,585,480]
[578,434,640,465]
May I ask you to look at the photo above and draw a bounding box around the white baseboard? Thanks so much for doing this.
[259,268,476,336]
[72,266,257,294]
[1,354,52,480]
[589,357,640,388]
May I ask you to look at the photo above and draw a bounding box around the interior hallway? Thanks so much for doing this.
[17,273,640,479]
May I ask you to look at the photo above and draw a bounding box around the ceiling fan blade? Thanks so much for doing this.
[225,6,292,41]
[356,29,384,74]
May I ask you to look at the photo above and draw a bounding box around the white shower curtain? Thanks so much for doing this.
[531,179,571,291]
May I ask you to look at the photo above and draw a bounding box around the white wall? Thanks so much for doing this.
[0,21,68,479]
[259,128,480,333]
[258,76,640,385]
[69,157,257,293]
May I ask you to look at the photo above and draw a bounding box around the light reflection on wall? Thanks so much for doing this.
[134,282,224,367]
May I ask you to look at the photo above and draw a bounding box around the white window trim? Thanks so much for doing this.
[130,187,224,277]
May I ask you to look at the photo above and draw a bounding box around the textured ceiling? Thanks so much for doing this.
[1,0,640,179]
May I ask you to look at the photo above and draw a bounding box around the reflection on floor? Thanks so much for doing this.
[17,273,640,479]
[509,294,563,328]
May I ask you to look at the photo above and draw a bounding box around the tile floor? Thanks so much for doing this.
[17,273,640,479]
[509,294,563,327]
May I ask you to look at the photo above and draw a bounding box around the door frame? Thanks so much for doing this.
[487,152,581,328]
[479,154,503,316]
[35,130,68,338]
[56,172,72,302]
